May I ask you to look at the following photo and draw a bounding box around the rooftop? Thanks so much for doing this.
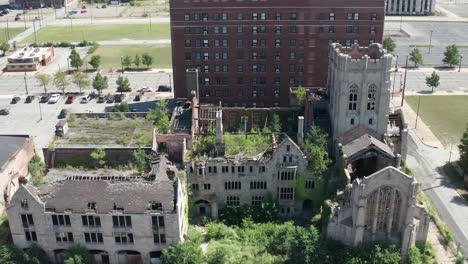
[8,46,53,60]
[28,154,178,214]
[51,115,154,148]
[170,100,193,134]
[0,135,30,169]
[332,43,389,60]
[342,134,394,159]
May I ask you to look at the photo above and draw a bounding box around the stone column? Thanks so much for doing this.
[386,188,397,236]
[371,189,381,240]
[298,116,304,148]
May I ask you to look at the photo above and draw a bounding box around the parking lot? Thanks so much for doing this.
[0,91,172,155]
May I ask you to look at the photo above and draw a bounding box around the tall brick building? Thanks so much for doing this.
[170,0,385,107]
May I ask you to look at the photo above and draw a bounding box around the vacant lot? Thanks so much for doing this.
[21,24,169,43]
[87,45,172,70]
[406,95,468,145]
[0,28,25,43]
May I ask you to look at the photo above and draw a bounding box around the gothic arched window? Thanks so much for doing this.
[364,186,402,233]
[367,84,377,111]
[348,84,358,111]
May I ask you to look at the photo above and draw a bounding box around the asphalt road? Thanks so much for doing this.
[0,72,172,96]
[390,69,468,93]
[406,129,468,260]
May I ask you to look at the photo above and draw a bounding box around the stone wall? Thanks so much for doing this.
[43,147,152,168]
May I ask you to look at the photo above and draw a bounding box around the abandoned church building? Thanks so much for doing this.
[186,106,315,217]
[6,150,187,264]
[322,43,429,255]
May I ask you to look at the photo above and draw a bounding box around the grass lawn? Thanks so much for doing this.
[21,23,169,43]
[87,45,172,70]
[406,95,468,145]
[0,28,25,43]
[443,163,468,202]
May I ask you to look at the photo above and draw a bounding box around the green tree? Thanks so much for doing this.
[133,148,149,174]
[122,55,132,69]
[69,49,83,71]
[72,72,90,93]
[64,244,94,264]
[459,124,468,173]
[206,248,228,264]
[133,54,141,69]
[270,113,281,133]
[425,71,440,93]
[161,240,204,264]
[443,45,460,67]
[304,126,331,177]
[0,42,10,56]
[116,75,131,94]
[293,87,306,106]
[147,99,170,134]
[141,53,153,69]
[35,74,51,94]
[288,225,321,264]
[409,48,423,68]
[90,148,106,168]
[89,55,101,70]
[53,71,70,94]
[383,36,396,53]
[112,102,130,112]
[92,73,108,95]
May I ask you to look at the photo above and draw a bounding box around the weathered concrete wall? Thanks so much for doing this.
[43,147,152,168]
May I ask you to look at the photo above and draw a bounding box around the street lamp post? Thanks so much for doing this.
[24,72,29,95]
[395,55,399,72]
[459,55,463,72]
[241,116,248,139]
[38,98,42,121]
[33,20,37,44]
[120,56,124,73]
[428,30,433,54]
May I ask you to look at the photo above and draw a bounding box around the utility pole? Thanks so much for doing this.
[23,15,27,30]
[394,55,399,72]
[401,56,409,107]
[415,96,421,129]
[241,116,248,139]
[33,20,37,44]
[6,17,9,41]
[428,30,433,54]
[24,72,29,95]
[38,97,42,121]
[149,13,152,29]
[459,55,463,72]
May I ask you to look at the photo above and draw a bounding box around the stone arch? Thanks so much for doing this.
[302,199,313,211]
[150,251,162,264]
[364,186,402,234]
[90,250,109,264]
[116,250,142,264]
[194,199,212,216]
[53,249,66,264]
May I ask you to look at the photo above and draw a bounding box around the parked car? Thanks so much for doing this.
[58,109,69,119]
[65,94,76,104]
[158,85,171,92]
[25,95,35,103]
[10,96,20,104]
[40,94,51,103]
[106,95,115,103]
[14,16,20,21]
[97,96,106,103]
[137,86,154,93]
[82,5,86,9]
[134,94,141,101]
[0,109,9,115]
[48,94,60,104]
[115,94,125,103]
[80,9,87,13]
[69,10,78,15]
[101,4,107,8]
[80,96,91,103]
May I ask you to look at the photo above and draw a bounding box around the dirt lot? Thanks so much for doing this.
[66,0,169,19]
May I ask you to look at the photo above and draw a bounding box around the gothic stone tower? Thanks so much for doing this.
[327,43,392,141]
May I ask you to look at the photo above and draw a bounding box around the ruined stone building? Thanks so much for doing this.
[324,43,429,255]
[186,111,316,218]
[6,153,187,264]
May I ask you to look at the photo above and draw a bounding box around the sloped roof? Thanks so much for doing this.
[342,134,394,159]
[0,135,29,169]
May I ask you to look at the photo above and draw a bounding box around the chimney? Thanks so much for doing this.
[215,104,225,156]
[298,116,304,147]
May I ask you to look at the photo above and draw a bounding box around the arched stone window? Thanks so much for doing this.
[364,186,402,233]
[348,84,358,110]
[367,84,377,110]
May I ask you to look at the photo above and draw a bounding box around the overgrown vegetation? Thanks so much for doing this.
[90,148,106,168]
[28,154,45,186]
[162,220,406,264]
[132,148,149,174]
[292,87,306,106]
[218,200,282,226]
[147,99,170,134]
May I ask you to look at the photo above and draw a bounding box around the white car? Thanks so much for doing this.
[48,94,60,104]
[137,86,154,93]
